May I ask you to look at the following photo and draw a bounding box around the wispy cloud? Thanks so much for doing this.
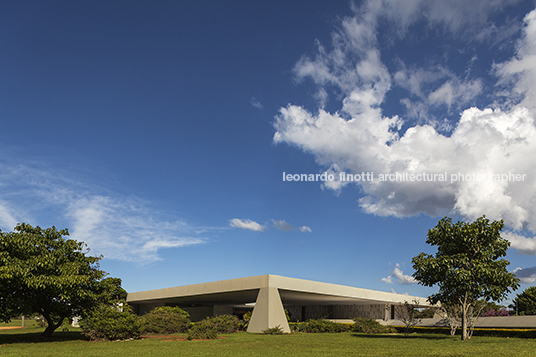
[250,97,263,110]
[0,162,207,262]
[229,218,312,233]
[229,218,267,232]
[0,201,18,231]
[272,219,295,231]
[495,9,536,113]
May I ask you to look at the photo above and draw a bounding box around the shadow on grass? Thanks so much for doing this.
[0,330,88,345]
[351,333,452,340]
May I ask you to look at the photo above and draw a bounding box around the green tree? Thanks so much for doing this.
[516,286,536,315]
[411,216,519,340]
[0,223,126,337]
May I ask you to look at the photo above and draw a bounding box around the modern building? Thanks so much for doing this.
[126,274,429,333]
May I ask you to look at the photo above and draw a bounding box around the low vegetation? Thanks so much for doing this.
[262,325,285,335]
[290,319,351,333]
[141,306,191,334]
[2,325,536,357]
[186,314,241,340]
[80,305,142,341]
[353,317,396,334]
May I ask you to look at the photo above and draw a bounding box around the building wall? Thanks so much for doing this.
[213,305,234,317]
[285,304,389,321]
[182,306,213,321]
[333,304,388,319]
[138,302,165,315]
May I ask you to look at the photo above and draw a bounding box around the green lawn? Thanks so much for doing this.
[1,326,535,357]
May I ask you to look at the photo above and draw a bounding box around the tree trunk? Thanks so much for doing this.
[460,293,468,341]
[40,311,64,337]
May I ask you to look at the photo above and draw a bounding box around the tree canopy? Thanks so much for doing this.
[411,216,519,340]
[0,223,126,337]
[516,286,536,315]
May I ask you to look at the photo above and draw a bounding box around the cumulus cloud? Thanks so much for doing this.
[274,1,536,254]
[299,225,312,233]
[513,266,536,284]
[381,275,393,284]
[229,218,267,232]
[503,232,536,255]
[0,162,206,262]
[382,263,418,285]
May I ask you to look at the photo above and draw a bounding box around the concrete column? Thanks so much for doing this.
[247,287,290,333]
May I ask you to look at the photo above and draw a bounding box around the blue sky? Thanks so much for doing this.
[2,0,536,302]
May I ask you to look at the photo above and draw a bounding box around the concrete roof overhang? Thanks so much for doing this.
[127,274,429,307]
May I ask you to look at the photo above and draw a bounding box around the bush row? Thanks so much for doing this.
[391,325,536,338]
[80,305,241,341]
[289,318,395,334]
[81,307,536,341]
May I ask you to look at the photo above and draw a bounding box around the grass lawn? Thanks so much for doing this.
[0,320,26,328]
[1,326,535,356]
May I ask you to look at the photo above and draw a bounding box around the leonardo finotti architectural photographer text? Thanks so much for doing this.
[282,172,527,184]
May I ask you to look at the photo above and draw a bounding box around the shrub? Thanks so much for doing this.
[140,306,190,334]
[294,319,351,333]
[262,325,285,335]
[242,311,252,330]
[186,315,240,340]
[353,317,396,334]
[80,305,142,341]
[187,319,218,340]
[391,325,536,338]
[209,314,241,334]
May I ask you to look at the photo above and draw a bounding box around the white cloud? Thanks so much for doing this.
[299,225,312,233]
[66,195,206,262]
[370,0,521,37]
[271,220,312,232]
[394,263,418,284]
[382,263,417,284]
[229,218,267,232]
[229,218,312,233]
[428,79,483,112]
[272,219,295,231]
[503,232,536,255]
[274,2,536,254]
[250,97,263,110]
[496,9,536,114]
[0,162,206,262]
[512,266,536,284]
[381,275,393,284]
[0,201,18,231]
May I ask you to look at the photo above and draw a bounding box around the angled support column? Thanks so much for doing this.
[247,287,290,333]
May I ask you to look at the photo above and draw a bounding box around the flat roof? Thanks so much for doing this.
[127,274,429,306]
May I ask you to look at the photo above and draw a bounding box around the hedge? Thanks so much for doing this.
[391,325,536,338]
